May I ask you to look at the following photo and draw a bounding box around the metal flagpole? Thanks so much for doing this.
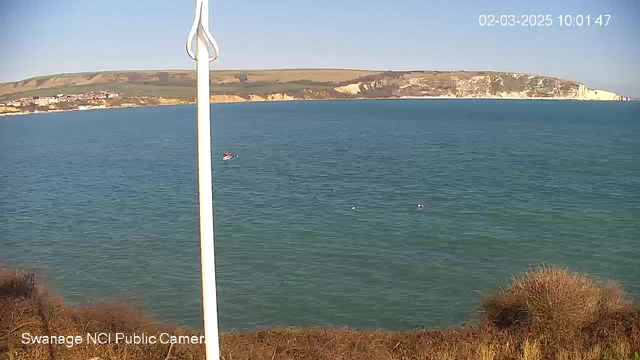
[186,1,220,359]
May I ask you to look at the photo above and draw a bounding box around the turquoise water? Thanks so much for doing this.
[1,100,638,330]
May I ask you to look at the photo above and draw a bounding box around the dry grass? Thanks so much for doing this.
[483,266,631,329]
[482,266,637,352]
[1,265,638,360]
[521,339,541,360]
[0,69,380,98]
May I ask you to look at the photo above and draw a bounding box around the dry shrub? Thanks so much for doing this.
[0,270,36,299]
[482,265,633,344]
[66,301,153,333]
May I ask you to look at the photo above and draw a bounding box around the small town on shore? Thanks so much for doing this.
[0,91,191,116]
[0,91,118,115]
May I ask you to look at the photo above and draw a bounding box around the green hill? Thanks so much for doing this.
[0,69,378,100]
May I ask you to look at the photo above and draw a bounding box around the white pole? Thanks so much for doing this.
[187,0,221,359]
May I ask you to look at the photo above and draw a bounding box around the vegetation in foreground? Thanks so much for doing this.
[0,266,638,360]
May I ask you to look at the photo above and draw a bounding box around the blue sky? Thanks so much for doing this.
[1,0,639,96]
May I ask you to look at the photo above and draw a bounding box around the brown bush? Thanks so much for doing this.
[483,267,626,327]
[0,271,36,299]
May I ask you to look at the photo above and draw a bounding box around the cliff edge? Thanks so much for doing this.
[333,72,627,101]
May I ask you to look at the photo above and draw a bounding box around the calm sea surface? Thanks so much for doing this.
[1,100,638,330]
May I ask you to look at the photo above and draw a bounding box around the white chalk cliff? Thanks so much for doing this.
[334,72,627,101]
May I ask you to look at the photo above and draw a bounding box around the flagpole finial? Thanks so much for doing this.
[186,0,220,62]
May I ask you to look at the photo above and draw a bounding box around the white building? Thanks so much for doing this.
[35,98,49,106]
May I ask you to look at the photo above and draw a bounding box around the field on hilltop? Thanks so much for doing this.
[0,69,380,100]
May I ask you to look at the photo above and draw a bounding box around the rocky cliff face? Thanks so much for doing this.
[333,72,627,101]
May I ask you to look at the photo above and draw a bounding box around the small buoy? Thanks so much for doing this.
[417,204,424,209]
[351,206,356,210]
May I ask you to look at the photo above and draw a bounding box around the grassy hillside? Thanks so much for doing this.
[0,69,380,100]
[1,69,627,103]
[1,266,638,359]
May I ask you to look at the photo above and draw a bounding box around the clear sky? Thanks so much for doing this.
[1,0,639,96]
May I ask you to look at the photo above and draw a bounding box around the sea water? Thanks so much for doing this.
[1,100,638,330]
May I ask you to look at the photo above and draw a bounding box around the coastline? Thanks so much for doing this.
[0,102,191,117]
[0,95,632,118]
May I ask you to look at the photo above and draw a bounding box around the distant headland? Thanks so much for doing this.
[0,69,631,116]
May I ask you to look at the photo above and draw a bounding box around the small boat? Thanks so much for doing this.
[223,152,233,161]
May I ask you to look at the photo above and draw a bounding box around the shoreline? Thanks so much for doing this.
[0,102,193,118]
[0,95,632,118]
